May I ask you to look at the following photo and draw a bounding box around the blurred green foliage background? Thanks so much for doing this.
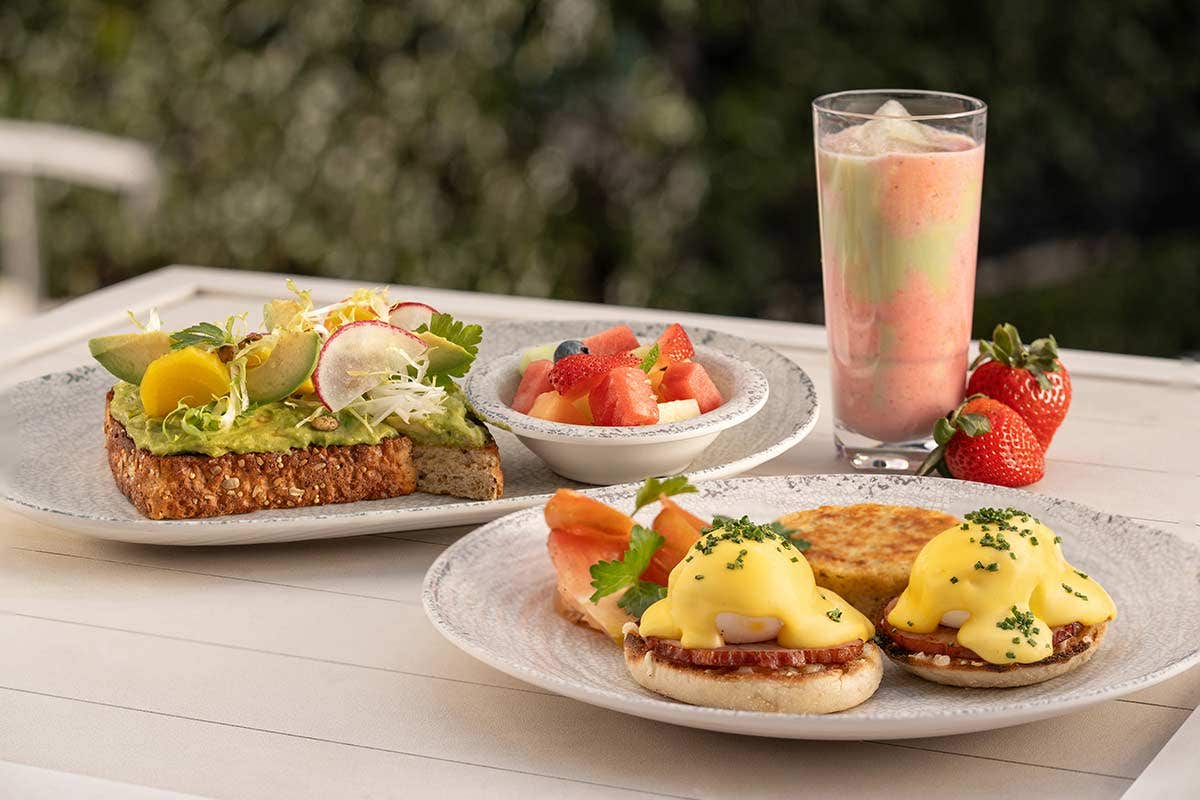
[1,0,1197,356]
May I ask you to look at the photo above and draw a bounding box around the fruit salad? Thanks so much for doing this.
[510,324,724,427]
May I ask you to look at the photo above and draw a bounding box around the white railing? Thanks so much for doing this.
[0,120,159,319]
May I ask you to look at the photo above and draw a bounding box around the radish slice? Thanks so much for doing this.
[313,320,428,412]
[388,301,439,331]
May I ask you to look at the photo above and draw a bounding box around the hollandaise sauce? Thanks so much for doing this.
[887,507,1116,664]
[639,519,875,649]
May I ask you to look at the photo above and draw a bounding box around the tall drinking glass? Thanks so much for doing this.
[813,90,987,469]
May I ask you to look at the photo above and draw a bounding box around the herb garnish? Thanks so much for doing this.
[170,320,238,351]
[414,312,483,384]
[978,531,1011,551]
[632,475,697,514]
[702,516,810,552]
[996,606,1039,648]
[637,344,661,374]
[826,609,843,623]
[589,525,668,617]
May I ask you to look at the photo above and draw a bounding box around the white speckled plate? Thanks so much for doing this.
[423,474,1200,740]
[0,322,816,545]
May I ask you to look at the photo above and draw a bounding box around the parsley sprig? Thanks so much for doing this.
[589,525,668,618]
[169,320,237,351]
[415,312,484,383]
[633,475,697,514]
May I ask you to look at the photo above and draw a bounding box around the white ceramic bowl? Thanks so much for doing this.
[465,330,770,484]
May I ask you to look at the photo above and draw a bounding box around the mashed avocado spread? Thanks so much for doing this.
[109,381,486,456]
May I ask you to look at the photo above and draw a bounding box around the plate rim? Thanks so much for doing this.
[421,473,1200,739]
[0,321,819,541]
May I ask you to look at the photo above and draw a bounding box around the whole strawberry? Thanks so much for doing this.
[918,395,1045,487]
[967,323,1071,449]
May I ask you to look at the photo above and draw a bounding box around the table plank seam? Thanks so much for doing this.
[6,607,1193,723]
[869,741,1133,782]
[7,546,425,606]
[8,504,1191,600]
[0,685,697,800]
[1047,459,1176,476]
[372,533,452,547]
[1118,698,1199,712]
[0,609,558,699]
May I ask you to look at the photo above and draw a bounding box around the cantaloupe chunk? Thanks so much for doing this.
[528,390,590,425]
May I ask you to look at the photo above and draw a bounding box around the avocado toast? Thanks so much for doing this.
[90,283,502,519]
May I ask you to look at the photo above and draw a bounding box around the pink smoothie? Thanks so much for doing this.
[817,112,984,444]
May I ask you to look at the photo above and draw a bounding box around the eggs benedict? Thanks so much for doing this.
[623,517,882,713]
[876,507,1116,687]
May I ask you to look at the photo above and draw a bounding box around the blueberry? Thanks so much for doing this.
[553,340,589,362]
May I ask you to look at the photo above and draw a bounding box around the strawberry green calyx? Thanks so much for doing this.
[971,323,1061,391]
[918,394,991,478]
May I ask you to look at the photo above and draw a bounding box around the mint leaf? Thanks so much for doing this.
[589,525,664,603]
[617,581,668,618]
[638,343,660,374]
[633,475,698,514]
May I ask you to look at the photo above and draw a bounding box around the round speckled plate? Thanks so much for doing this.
[423,474,1200,740]
[0,322,816,545]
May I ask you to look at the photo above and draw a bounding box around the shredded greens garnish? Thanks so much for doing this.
[126,308,163,332]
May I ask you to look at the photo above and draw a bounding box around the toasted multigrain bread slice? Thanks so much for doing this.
[104,392,502,519]
[778,504,960,621]
[410,440,503,502]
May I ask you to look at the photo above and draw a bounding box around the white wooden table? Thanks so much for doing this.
[2,265,1197,799]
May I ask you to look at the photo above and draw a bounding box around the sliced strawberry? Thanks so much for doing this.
[548,351,640,401]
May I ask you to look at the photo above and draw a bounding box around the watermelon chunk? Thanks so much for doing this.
[511,359,554,413]
[583,324,639,355]
[589,366,660,426]
[661,362,723,413]
[528,391,590,424]
[655,323,695,363]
